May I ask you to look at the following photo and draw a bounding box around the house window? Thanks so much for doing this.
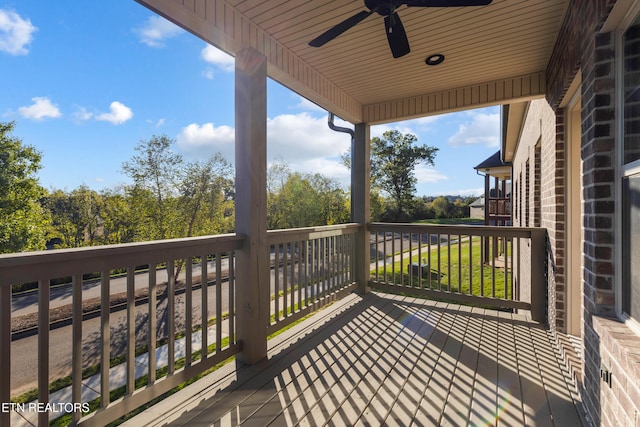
[620,12,640,322]
[623,15,640,164]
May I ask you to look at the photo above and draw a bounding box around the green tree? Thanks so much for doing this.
[44,186,106,247]
[99,188,136,244]
[267,168,349,229]
[122,134,183,241]
[370,130,438,220]
[0,122,49,253]
[342,130,438,221]
[178,153,234,237]
[431,195,452,219]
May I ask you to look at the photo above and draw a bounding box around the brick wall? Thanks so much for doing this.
[512,100,562,332]
[544,0,640,425]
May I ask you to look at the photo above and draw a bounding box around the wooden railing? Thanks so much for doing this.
[368,223,546,320]
[487,197,512,222]
[0,234,243,427]
[0,222,543,426]
[266,223,359,335]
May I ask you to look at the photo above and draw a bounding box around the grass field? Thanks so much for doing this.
[372,236,512,300]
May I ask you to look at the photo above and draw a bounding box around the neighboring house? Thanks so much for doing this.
[503,2,640,425]
[469,197,485,219]
[473,151,512,225]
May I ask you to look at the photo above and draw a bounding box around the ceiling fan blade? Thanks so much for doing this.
[384,12,410,58]
[403,0,492,6]
[309,10,374,47]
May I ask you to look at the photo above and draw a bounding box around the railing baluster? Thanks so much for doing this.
[71,274,83,424]
[437,233,441,291]
[185,258,193,366]
[201,254,208,360]
[274,245,280,322]
[509,237,514,300]
[504,237,509,299]
[298,240,303,307]
[400,233,404,286]
[283,245,288,317]
[418,233,423,289]
[391,234,396,285]
[331,235,336,296]
[408,233,413,287]
[447,233,451,292]
[468,234,473,295]
[148,264,157,384]
[228,252,235,345]
[290,242,296,310]
[457,234,461,293]
[126,265,135,395]
[101,271,110,407]
[427,232,431,289]
[216,253,222,353]
[38,278,50,427]
[480,235,485,296]
[383,233,387,284]
[516,237,521,302]
[167,260,175,375]
[491,237,496,297]
[0,284,10,427]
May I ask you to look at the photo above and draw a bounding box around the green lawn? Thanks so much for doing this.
[372,236,512,299]
[413,217,484,225]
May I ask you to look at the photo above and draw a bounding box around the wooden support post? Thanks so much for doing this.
[235,47,268,364]
[530,228,547,323]
[352,123,371,293]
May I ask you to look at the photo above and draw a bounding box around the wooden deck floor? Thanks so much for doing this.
[125,292,585,427]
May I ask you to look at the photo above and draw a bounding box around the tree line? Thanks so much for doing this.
[1,121,477,255]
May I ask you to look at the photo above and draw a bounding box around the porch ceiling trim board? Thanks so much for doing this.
[136,0,567,125]
[363,71,546,125]
[134,0,363,124]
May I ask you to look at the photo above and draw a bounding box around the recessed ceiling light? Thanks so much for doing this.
[425,54,445,66]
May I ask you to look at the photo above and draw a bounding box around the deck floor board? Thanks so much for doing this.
[124,292,584,427]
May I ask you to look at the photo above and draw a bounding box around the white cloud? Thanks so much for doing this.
[72,106,93,122]
[295,96,325,114]
[134,16,183,47]
[176,122,235,159]
[201,68,215,80]
[176,113,352,181]
[0,9,37,55]
[18,97,61,120]
[201,45,234,72]
[447,111,500,147]
[267,113,351,162]
[454,187,484,197]
[96,101,133,125]
[414,165,448,184]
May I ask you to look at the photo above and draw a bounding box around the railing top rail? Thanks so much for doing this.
[369,222,545,238]
[267,223,361,245]
[0,233,245,287]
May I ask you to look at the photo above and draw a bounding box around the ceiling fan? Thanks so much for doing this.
[309,0,493,58]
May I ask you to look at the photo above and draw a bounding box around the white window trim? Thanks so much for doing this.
[615,3,640,335]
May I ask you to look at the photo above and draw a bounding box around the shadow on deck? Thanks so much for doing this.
[124,292,584,426]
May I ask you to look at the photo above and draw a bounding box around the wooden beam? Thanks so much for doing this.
[235,47,268,364]
[363,72,546,124]
[352,123,370,293]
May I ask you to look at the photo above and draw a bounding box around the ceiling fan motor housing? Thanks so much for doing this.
[365,0,401,16]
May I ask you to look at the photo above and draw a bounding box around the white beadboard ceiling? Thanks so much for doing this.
[136,0,569,124]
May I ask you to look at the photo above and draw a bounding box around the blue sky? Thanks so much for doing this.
[0,1,501,197]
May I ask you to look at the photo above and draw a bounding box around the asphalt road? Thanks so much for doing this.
[10,263,297,397]
[11,259,231,317]
[11,279,232,396]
